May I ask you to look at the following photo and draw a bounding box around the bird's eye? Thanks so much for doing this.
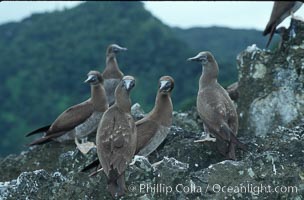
[201,55,208,63]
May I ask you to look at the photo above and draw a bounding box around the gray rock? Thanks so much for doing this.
[0,121,303,199]
[131,102,146,121]
[173,110,201,132]
[237,18,304,137]
[0,170,67,200]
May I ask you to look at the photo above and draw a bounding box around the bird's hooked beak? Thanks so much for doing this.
[123,79,135,91]
[84,75,95,83]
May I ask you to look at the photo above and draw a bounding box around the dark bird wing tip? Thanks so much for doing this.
[27,136,52,146]
[264,25,276,48]
[229,133,248,151]
[219,123,248,151]
[262,31,268,36]
[263,25,271,36]
[25,125,51,137]
[80,159,100,172]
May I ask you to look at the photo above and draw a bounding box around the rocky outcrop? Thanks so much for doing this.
[237,18,304,137]
[0,107,303,199]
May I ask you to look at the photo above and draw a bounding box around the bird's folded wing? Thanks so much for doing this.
[135,119,159,153]
[139,126,169,157]
[47,100,94,135]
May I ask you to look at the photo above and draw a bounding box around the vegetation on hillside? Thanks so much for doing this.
[173,26,276,85]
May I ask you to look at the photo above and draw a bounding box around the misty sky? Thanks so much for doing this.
[0,1,303,30]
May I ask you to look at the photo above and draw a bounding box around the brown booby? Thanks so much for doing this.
[81,76,174,174]
[26,71,108,154]
[263,1,303,48]
[187,51,246,160]
[96,75,136,198]
[136,76,174,156]
[102,44,127,106]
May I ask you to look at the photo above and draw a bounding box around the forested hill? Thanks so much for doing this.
[0,1,272,156]
[173,27,275,83]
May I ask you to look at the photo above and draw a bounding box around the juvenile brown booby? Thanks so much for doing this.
[81,76,174,174]
[26,71,108,154]
[96,76,136,198]
[263,1,303,48]
[188,51,246,160]
[102,44,127,106]
[136,76,174,156]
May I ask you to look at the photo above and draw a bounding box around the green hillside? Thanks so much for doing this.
[0,2,272,156]
[173,26,278,84]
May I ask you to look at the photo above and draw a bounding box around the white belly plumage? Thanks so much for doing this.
[137,125,170,157]
[75,111,104,138]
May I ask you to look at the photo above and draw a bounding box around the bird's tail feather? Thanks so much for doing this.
[220,123,248,151]
[216,139,237,160]
[266,26,276,48]
[81,159,100,172]
[263,24,271,36]
[26,125,51,137]
[27,136,53,146]
[107,173,126,198]
[27,131,64,146]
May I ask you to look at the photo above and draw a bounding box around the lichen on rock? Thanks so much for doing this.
[238,18,304,137]
[0,109,303,199]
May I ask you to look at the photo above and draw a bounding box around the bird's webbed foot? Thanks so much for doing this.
[75,137,96,155]
[194,132,216,143]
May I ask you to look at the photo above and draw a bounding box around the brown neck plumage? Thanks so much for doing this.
[200,61,219,89]
[91,84,108,112]
[149,92,173,127]
[102,53,124,79]
[115,86,131,113]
